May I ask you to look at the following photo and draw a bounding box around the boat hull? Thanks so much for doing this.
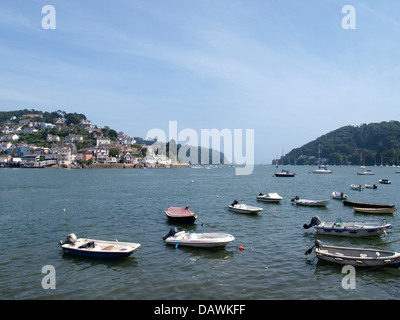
[353,207,396,214]
[331,192,348,200]
[256,197,281,203]
[165,207,197,224]
[343,200,395,208]
[256,193,283,203]
[294,199,329,207]
[165,214,197,224]
[228,205,263,214]
[61,247,136,258]
[165,232,235,248]
[312,170,332,174]
[315,244,400,268]
[274,173,295,177]
[314,225,390,237]
[60,238,141,259]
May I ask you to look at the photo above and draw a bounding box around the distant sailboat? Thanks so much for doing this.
[274,149,295,177]
[312,145,332,174]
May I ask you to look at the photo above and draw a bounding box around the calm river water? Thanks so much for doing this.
[1,165,400,300]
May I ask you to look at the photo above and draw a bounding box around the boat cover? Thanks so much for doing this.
[166,206,196,217]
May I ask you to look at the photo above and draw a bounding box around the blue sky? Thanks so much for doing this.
[1,1,400,163]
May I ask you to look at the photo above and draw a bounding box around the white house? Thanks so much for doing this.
[96,138,111,147]
[57,147,72,166]
[1,134,19,141]
[0,142,12,151]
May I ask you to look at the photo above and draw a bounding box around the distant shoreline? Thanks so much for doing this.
[49,163,190,169]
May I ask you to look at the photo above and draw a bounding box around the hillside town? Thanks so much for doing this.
[0,111,188,168]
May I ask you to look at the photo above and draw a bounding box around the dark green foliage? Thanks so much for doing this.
[278,121,400,166]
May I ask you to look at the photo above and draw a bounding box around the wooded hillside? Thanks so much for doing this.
[277,121,400,166]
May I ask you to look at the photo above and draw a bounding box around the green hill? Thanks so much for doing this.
[278,121,400,166]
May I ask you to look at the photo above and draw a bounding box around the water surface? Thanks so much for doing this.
[1,165,399,299]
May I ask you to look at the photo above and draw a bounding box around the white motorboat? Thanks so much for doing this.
[365,184,378,189]
[59,234,141,258]
[331,191,348,200]
[228,203,263,214]
[305,240,400,268]
[256,192,283,203]
[350,184,363,191]
[312,166,333,174]
[379,179,391,184]
[357,169,375,175]
[162,227,235,248]
[291,196,329,207]
[303,216,392,237]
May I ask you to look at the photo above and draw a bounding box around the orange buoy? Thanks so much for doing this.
[239,246,244,251]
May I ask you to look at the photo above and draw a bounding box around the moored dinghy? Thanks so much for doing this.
[228,200,263,214]
[165,206,197,224]
[274,169,295,177]
[162,227,235,248]
[353,207,396,214]
[291,196,329,207]
[303,216,392,237]
[332,191,348,200]
[342,200,395,209]
[350,184,363,191]
[305,240,400,268]
[256,192,283,203]
[59,234,141,258]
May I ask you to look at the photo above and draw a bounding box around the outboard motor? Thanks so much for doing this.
[231,199,239,206]
[163,227,178,240]
[59,233,77,246]
[305,240,322,255]
[303,216,322,229]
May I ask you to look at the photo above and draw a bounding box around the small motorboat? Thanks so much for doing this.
[59,234,141,259]
[379,179,391,184]
[357,170,375,175]
[165,206,197,224]
[274,170,295,177]
[353,207,396,214]
[228,200,263,214]
[305,240,400,268]
[365,184,377,189]
[350,184,363,191]
[162,227,235,248]
[256,192,283,203]
[331,191,348,200]
[303,216,392,237]
[312,166,332,174]
[342,200,395,209]
[291,196,329,207]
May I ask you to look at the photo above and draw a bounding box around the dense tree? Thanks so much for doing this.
[278,121,400,166]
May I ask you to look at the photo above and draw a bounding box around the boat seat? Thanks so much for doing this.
[102,245,114,250]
